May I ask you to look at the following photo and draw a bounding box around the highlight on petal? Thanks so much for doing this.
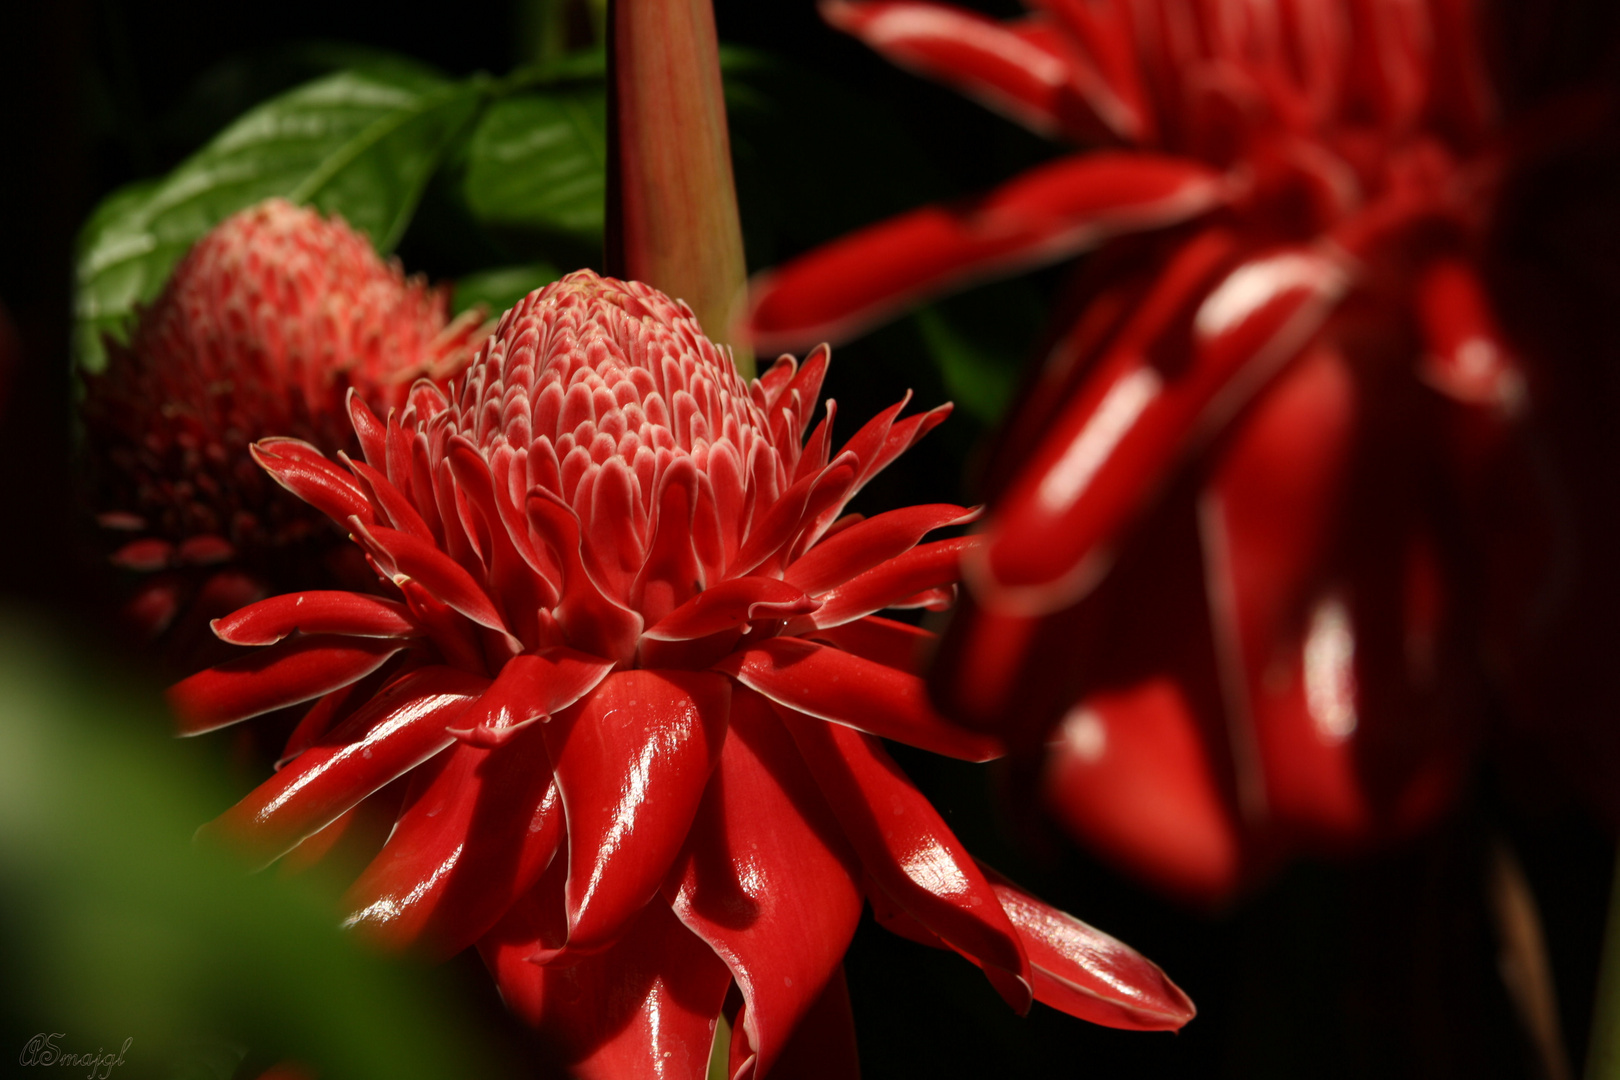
[543,669,731,952]
[642,576,819,642]
[446,647,615,747]
[250,437,374,526]
[168,635,406,736]
[198,666,488,868]
[978,864,1195,1030]
[745,152,1225,352]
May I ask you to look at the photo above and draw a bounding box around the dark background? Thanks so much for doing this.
[1,2,1614,1077]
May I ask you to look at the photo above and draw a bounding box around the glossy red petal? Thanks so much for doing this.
[447,647,614,747]
[806,615,935,677]
[544,669,731,952]
[528,490,645,662]
[665,691,862,1080]
[210,591,419,646]
[250,437,374,526]
[978,864,1195,1030]
[745,153,1225,352]
[822,0,1078,139]
[350,519,511,636]
[976,239,1347,613]
[480,893,732,1080]
[794,536,975,631]
[168,635,405,736]
[198,666,488,867]
[736,963,859,1080]
[1415,256,1526,411]
[343,724,563,957]
[778,710,1032,1012]
[721,637,1000,762]
[785,503,977,595]
[643,576,819,642]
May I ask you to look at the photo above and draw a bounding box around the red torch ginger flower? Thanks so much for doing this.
[83,198,487,649]
[746,1,1619,902]
[168,271,1193,1078]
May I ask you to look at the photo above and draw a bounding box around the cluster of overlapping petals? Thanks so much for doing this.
[745,0,1598,902]
[84,198,487,641]
[168,271,1193,1078]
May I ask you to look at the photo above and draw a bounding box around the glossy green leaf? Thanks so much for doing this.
[75,68,487,370]
[459,86,608,245]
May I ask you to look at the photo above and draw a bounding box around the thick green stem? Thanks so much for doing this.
[606,0,754,377]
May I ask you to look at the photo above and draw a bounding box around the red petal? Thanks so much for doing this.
[544,670,731,952]
[168,635,405,736]
[665,692,863,1079]
[528,490,645,662]
[111,537,174,571]
[211,591,419,646]
[1414,257,1525,411]
[976,238,1346,612]
[822,1,1080,139]
[250,438,373,526]
[447,647,614,746]
[777,711,1032,1012]
[806,615,934,676]
[979,864,1195,1030]
[344,724,564,957]
[786,503,977,595]
[643,576,819,642]
[738,963,860,1080]
[721,637,1001,762]
[745,152,1224,352]
[793,536,974,630]
[198,666,488,867]
[479,894,731,1080]
[350,520,511,637]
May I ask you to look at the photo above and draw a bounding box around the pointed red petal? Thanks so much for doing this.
[250,438,373,526]
[745,152,1224,352]
[198,666,488,867]
[528,490,645,662]
[643,576,819,642]
[544,670,731,952]
[665,692,862,1079]
[822,1,1080,139]
[976,239,1346,612]
[786,503,977,595]
[777,711,1032,1012]
[1414,257,1525,411]
[794,536,975,630]
[211,591,419,646]
[344,725,564,958]
[350,520,511,636]
[978,864,1195,1030]
[721,637,1000,761]
[806,615,934,676]
[480,894,731,1080]
[448,647,614,746]
[168,635,405,736]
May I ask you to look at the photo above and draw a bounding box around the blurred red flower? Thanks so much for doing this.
[746,0,1619,902]
[83,198,488,657]
[169,272,1193,1078]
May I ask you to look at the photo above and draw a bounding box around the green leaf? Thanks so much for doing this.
[453,262,564,316]
[459,85,608,246]
[75,68,488,370]
[913,277,1049,426]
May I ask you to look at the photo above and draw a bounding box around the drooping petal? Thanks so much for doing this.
[730,964,860,1080]
[777,709,1032,1012]
[975,238,1347,613]
[479,893,732,1080]
[978,864,1195,1031]
[211,591,419,646]
[168,635,406,736]
[198,666,489,867]
[446,647,615,747]
[721,637,1001,762]
[806,615,935,676]
[343,723,564,958]
[745,153,1227,352]
[544,669,731,952]
[665,691,862,1080]
[791,536,976,631]
[643,576,819,642]
[348,519,511,636]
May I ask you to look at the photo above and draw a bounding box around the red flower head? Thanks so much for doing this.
[83,198,488,647]
[168,271,1193,1077]
[745,1,1620,902]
